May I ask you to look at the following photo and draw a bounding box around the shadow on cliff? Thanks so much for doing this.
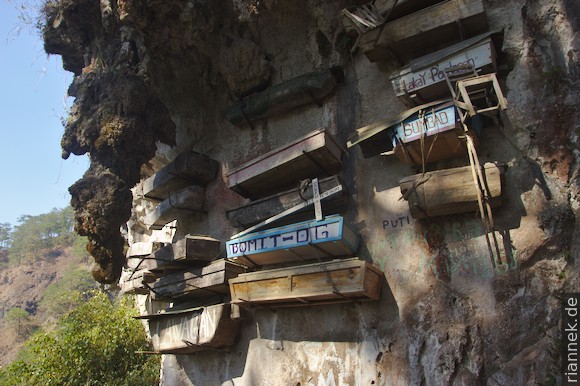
[176,275,399,385]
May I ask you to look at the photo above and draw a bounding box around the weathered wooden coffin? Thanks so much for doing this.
[390,33,497,106]
[119,269,156,295]
[141,151,219,201]
[229,258,382,307]
[226,175,348,228]
[151,259,247,300]
[227,129,344,200]
[400,162,505,218]
[358,0,488,62]
[348,99,481,164]
[144,186,205,230]
[136,303,238,354]
[128,235,220,274]
[225,68,343,126]
[126,241,165,258]
[226,215,359,266]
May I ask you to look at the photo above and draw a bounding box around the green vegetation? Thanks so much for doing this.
[0,291,160,386]
[5,307,38,340]
[39,267,97,318]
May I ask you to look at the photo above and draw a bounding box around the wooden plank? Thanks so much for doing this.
[137,304,238,354]
[144,186,205,230]
[226,129,344,200]
[226,175,348,228]
[229,258,383,307]
[359,0,488,62]
[390,35,497,105]
[142,151,219,201]
[226,215,359,266]
[151,259,247,300]
[399,162,504,218]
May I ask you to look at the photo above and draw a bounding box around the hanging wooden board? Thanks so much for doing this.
[144,186,205,230]
[390,34,497,106]
[227,129,344,200]
[128,235,221,274]
[229,258,383,307]
[399,162,505,218]
[226,175,348,228]
[141,151,219,201]
[358,0,488,62]
[151,259,247,301]
[135,303,238,354]
[226,215,359,266]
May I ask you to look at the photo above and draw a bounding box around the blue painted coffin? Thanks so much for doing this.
[226,215,359,266]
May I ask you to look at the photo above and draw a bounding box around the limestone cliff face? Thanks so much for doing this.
[43,0,578,384]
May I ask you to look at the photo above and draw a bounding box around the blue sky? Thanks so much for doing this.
[0,1,89,226]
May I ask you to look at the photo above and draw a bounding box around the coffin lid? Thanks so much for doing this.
[134,304,213,320]
[347,99,453,149]
[389,31,500,79]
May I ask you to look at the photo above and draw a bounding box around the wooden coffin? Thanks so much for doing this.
[119,269,156,295]
[226,175,348,228]
[225,68,343,126]
[390,33,497,106]
[359,0,488,62]
[400,162,505,218]
[151,259,246,301]
[141,151,219,201]
[126,241,164,258]
[128,235,220,274]
[227,129,344,200]
[226,215,359,266]
[229,258,382,307]
[136,303,237,354]
[144,186,205,230]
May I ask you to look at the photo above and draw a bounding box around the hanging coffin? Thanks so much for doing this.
[390,33,498,106]
[135,303,238,354]
[151,259,246,301]
[400,162,505,219]
[140,151,219,201]
[226,215,359,266]
[227,129,344,200]
[144,186,206,230]
[119,269,156,295]
[229,258,382,307]
[348,99,479,164]
[226,175,348,228]
[225,68,343,126]
[128,235,220,274]
[358,0,488,62]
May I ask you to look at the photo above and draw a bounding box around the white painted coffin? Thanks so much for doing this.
[136,303,237,354]
[226,215,359,266]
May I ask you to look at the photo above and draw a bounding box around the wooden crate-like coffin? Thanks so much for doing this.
[144,186,205,230]
[390,34,497,106]
[136,304,237,354]
[151,259,246,300]
[141,151,218,201]
[119,269,156,295]
[227,129,344,200]
[226,215,359,266]
[226,175,348,228]
[359,0,488,62]
[400,162,504,219]
[229,258,382,307]
[128,235,220,274]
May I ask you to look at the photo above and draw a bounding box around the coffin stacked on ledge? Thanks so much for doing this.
[137,151,219,230]
[225,128,385,308]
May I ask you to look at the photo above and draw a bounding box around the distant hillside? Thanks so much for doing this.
[0,208,96,366]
